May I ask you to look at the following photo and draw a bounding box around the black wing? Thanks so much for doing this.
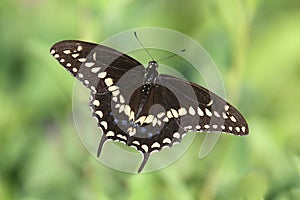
[90,83,183,147]
[50,40,149,172]
[158,74,249,135]
[50,40,144,94]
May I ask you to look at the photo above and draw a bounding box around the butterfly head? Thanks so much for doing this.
[147,61,159,70]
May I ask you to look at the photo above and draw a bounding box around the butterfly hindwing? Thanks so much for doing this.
[90,83,183,154]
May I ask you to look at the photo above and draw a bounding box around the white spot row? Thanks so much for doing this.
[101,135,175,153]
[179,123,247,134]
[160,106,222,122]
[104,130,129,141]
[134,114,162,127]
[120,105,229,129]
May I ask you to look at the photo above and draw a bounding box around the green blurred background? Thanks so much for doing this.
[1,0,300,199]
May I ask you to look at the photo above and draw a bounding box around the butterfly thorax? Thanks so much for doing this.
[144,61,159,85]
[134,61,159,119]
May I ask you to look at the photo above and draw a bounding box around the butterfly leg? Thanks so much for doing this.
[137,153,150,173]
[97,134,107,157]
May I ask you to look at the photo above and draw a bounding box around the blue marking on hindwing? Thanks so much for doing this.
[121,120,127,126]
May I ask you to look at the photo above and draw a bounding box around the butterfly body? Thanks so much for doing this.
[50,39,248,173]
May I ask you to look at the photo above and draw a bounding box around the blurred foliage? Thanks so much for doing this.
[1,0,300,199]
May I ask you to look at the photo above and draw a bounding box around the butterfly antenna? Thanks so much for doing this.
[156,49,186,62]
[134,32,155,61]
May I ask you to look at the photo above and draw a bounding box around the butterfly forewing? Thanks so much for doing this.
[159,74,249,135]
[50,40,144,94]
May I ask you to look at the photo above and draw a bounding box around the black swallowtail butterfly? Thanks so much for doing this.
[50,36,248,173]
